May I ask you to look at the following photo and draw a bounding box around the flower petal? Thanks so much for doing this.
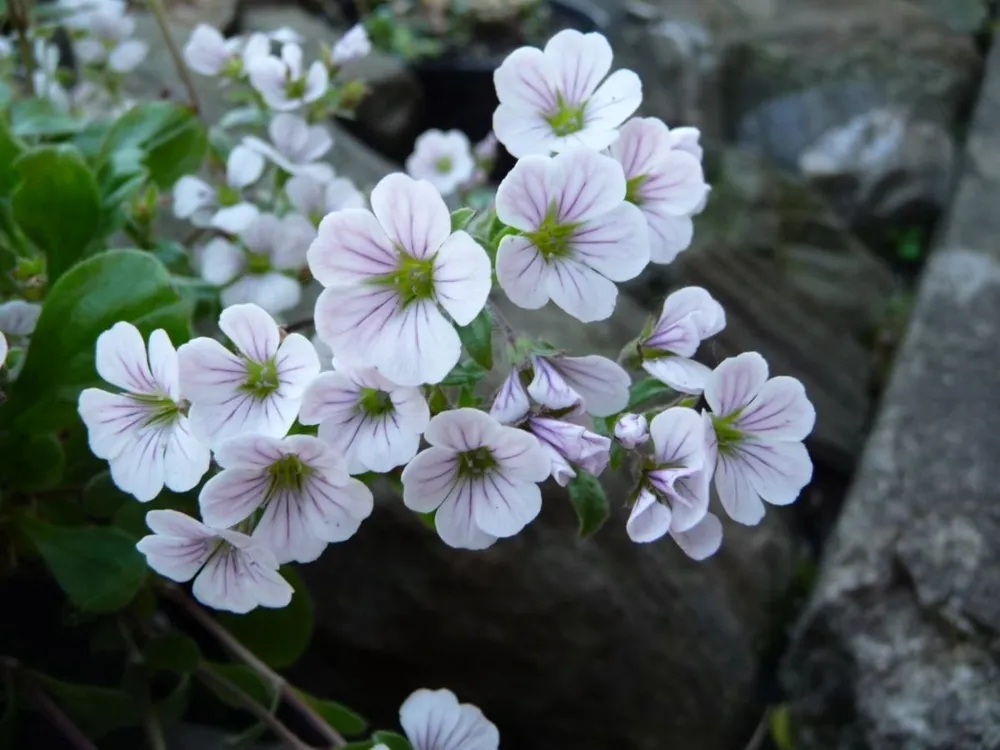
[489,369,530,425]
[527,356,580,411]
[213,433,288,470]
[494,154,553,231]
[489,426,550,482]
[714,450,766,525]
[213,203,261,235]
[199,467,270,529]
[626,487,671,543]
[136,535,212,582]
[544,29,612,104]
[610,117,672,181]
[496,235,551,310]
[492,104,560,159]
[253,487,329,563]
[314,285,399,369]
[219,303,280,363]
[285,174,325,217]
[0,299,41,337]
[227,144,265,189]
[176,337,246,402]
[433,231,491,326]
[401,446,460,513]
[737,440,813,506]
[424,407,502,452]
[470,473,541,538]
[552,355,629,417]
[108,426,167,502]
[642,207,694,264]
[308,208,396,287]
[671,512,723,560]
[275,332,320,397]
[369,173,450,260]
[642,356,713,395]
[200,238,244,286]
[162,418,212,494]
[649,406,704,468]
[300,475,373,543]
[436,482,498,550]
[571,202,649,282]
[546,258,618,323]
[183,24,228,75]
[221,273,302,315]
[172,175,215,219]
[247,55,289,107]
[704,352,769,418]
[737,376,815,442]
[146,329,179,398]
[550,147,626,224]
[640,150,708,216]
[494,46,557,112]
[368,300,462,387]
[585,68,642,132]
[96,321,158,394]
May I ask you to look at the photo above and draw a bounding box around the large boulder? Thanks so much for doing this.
[781,23,1000,750]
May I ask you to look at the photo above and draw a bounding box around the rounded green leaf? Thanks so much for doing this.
[216,566,314,668]
[456,307,493,371]
[28,674,139,739]
[294,690,367,736]
[101,102,207,188]
[0,249,192,432]
[11,145,102,282]
[0,432,64,491]
[19,517,147,612]
[144,633,201,675]
[567,472,610,538]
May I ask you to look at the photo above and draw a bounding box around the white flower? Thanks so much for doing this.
[331,24,371,65]
[493,29,641,158]
[610,117,709,264]
[70,80,133,119]
[474,132,499,164]
[627,487,722,561]
[184,25,270,77]
[248,42,328,111]
[268,27,303,45]
[57,0,126,31]
[489,369,531,425]
[77,323,210,502]
[285,173,365,226]
[177,303,320,446]
[0,300,41,338]
[401,408,550,550]
[494,147,648,322]
[73,9,148,73]
[308,173,491,386]
[299,366,429,475]
[705,352,815,525]
[527,354,630,418]
[199,434,373,563]
[399,688,499,750]
[136,509,293,614]
[173,145,266,233]
[0,333,7,368]
[614,412,648,449]
[405,130,476,196]
[645,407,711,532]
[33,39,69,110]
[200,213,316,315]
[640,286,725,394]
[527,416,610,487]
[243,114,334,181]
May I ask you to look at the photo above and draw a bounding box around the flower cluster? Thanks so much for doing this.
[71,24,816,616]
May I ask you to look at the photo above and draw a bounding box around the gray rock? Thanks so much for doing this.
[781,20,1000,750]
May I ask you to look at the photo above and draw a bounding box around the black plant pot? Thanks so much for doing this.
[338,0,607,176]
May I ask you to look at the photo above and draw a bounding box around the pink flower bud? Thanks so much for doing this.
[614,413,649,449]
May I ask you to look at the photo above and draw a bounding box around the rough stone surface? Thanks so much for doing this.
[781,23,1000,750]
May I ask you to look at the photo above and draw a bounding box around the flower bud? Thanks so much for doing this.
[614,413,649,449]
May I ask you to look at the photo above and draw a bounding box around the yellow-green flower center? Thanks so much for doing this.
[545,93,586,137]
[286,76,307,99]
[524,206,579,262]
[711,413,744,452]
[358,387,394,416]
[246,251,271,274]
[267,453,310,493]
[132,393,183,427]
[217,184,240,207]
[625,174,648,206]
[434,155,453,174]
[457,445,498,477]
[379,251,436,307]
[242,357,280,399]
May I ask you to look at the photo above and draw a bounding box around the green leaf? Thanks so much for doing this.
[456,307,493,370]
[101,102,207,188]
[81,471,131,520]
[608,441,626,471]
[19,518,147,612]
[770,704,794,750]
[203,663,274,709]
[29,674,139,738]
[0,432,64,491]
[627,376,673,410]
[440,359,487,388]
[0,249,191,432]
[144,633,200,675]
[155,674,191,727]
[0,117,24,199]
[10,99,80,138]
[567,472,609,538]
[217,567,313,668]
[372,730,414,750]
[449,207,476,232]
[11,145,102,282]
[294,691,367,736]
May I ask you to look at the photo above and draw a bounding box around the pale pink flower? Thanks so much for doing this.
[184,25,270,77]
[200,213,316,315]
[400,688,500,750]
[641,286,725,394]
[626,487,722,560]
[706,352,815,525]
[489,369,531,425]
[33,40,69,110]
[299,366,430,475]
[405,129,476,196]
[493,29,642,158]
[199,434,373,563]
[527,415,610,487]
[243,114,334,180]
[73,8,147,72]
[136,509,293,614]
[401,408,550,550]
[527,354,629,418]
[0,299,41,338]
[308,173,491,386]
[495,147,648,322]
[0,333,7,368]
[173,145,266,234]
[248,42,328,111]
[610,117,709,264]
[645,407,711,532]
[285,173,365,226]
[177,304,320,446]
[474,132,499,165]
[77,323,210,502]
[614,412,648,449]
[331,24,371,65]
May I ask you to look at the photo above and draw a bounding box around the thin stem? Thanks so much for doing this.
[8,0,35,96]
[117,621,166,750]
[163,586,346,748]
[284,318,315,334]
[145,0,201,115]
[1,658,97,750]
[194,666,314,750]
[487,301,518,347]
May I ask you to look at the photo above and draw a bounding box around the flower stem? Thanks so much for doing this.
[163,586,347,748]
[7,0,35,96]
[117,621,166,750]
[194,666,314,750]
[1,657,97,750]
[487,301,518,347]
[145,0,202,115]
